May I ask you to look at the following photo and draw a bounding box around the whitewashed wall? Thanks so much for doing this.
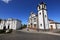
[56,24,60,29]
[38,10,44,29]
[44,10,49,29]
[0,20,5,30]
[49,24,56,29]
[16,21,21,30]
[0,19,21,30]
[27,13,37,28]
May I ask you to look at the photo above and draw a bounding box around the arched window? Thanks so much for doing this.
[34,18,36,22]
[45,15,46,17]
[39,6,40,9]
[40,13,41,15]
[40,24,42,27]
[8,25,9,29]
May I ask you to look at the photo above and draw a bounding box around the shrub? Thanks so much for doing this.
[0,30,5,34]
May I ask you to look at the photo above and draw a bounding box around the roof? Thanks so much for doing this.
[50,21,60,24]
[0,18,21,22]
[48,19,54,21]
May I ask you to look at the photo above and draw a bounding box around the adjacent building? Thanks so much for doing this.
[27,2,60,30]
[0,18,21,30]
[49,19,60,30]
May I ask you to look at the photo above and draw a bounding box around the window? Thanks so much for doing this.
[44,5,46,9]
[44,5,45,8]
[45,15,46,17]
[34,18,36,22]
[34,24,36,26]
[40,24,42,26]
[8,25,9,29]
[39,6,40,9]
[40,13,41,15]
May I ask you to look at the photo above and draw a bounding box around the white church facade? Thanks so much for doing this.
[27,2,60,30]
[0,18,21,30]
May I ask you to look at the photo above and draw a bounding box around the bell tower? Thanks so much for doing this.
[37,2,49,30]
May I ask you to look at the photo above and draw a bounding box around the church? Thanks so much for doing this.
[27,2,60,30]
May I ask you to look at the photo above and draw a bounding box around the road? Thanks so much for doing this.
[0,31,60,40]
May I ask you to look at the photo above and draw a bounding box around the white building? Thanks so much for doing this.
[27,2,60,30]
[0,18,21,30]
[27,12,38,30]
[49,19,60,30]
[37,2,49,30]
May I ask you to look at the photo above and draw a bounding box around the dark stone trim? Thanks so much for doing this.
[55,24,57,29]
[38,9,47,11]
[42,9,45,30]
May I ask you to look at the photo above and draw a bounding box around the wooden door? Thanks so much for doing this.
[50,25,53,30]
[31,23,32,29]
[34,24,36,30]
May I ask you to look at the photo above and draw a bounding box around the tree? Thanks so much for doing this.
[22,24,27,29]
[0,19,2,23]
[20,24,27,29]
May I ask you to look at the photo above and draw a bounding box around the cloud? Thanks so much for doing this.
[1,0,12,4]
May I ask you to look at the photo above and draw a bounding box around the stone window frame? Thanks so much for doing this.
[40,24,42,27]
[34,18,36,22]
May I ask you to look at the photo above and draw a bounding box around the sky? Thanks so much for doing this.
[0,0,60,24]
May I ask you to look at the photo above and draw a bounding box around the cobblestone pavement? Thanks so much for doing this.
[0,31,60,40]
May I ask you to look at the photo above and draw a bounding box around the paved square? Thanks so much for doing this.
[0,31,60,40]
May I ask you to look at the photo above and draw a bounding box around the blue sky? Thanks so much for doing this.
[0,0,60,24]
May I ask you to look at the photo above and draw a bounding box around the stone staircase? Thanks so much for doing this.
[22,28,37,32]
